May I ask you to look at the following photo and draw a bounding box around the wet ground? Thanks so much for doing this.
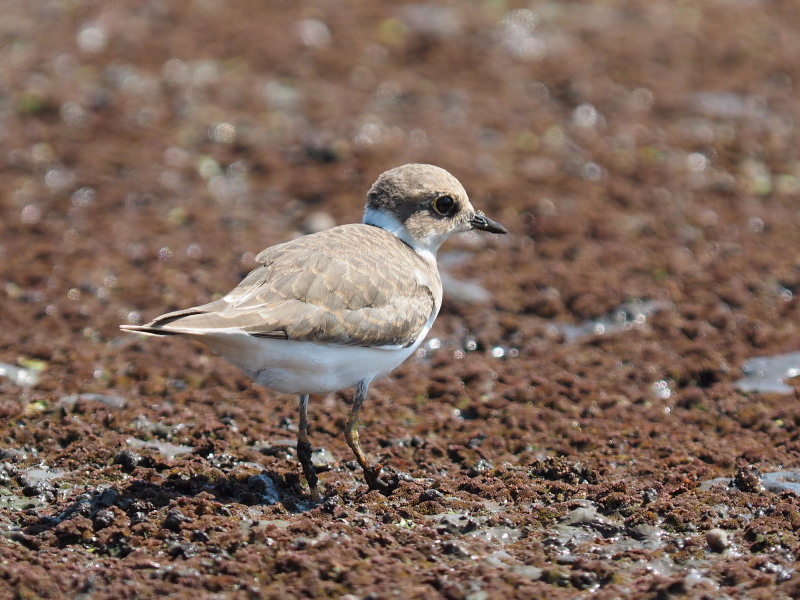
[3,1,800,598]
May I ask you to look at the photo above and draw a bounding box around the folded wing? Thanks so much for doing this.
[126,225,441,348]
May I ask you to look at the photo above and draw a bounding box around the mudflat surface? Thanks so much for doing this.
[3,1,800,598]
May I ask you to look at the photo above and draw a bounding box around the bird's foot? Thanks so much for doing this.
[296,438,321,504]
[363,462,399,495]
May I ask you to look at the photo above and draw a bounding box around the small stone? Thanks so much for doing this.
[163,508,191,532]
[96,487,119,508]
[442,541,470,558]
[0,448,27,462]
[419,488,444,502]
[93,508,116,530]
[311,447,336,468]
[733,464,762,493]
[113,449,140,472]
[167,541,199,558]
[642,488,659,504]
[707,528,729,552]
[191,529,210,543]
[20,478,56,498]
[437,513,479,535]
[320,495,341,515]
[468,458,493,477]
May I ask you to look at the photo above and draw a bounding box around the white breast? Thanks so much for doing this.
[188,318,435,394]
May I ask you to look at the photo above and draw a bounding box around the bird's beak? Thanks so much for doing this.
[470,211,507,234]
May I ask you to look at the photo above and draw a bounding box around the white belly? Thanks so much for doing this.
[191,330,423,395]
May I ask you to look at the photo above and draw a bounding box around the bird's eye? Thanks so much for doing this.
[432,195,455,216]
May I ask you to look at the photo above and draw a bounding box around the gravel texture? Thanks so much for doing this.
[2,1,800,598]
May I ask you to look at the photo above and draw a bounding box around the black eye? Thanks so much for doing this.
[432,195,455,216]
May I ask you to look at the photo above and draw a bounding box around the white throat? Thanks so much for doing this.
[363,206,440,265]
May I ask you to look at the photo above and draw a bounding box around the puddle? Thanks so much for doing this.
[18,467,66,485]
[54,487,119,524]
[0,465,70,523]
[441,272,492,305]
[651,379,674,401]
[622,556,718,588]
[425,499,667,559]
[59,393,127,409]
[691,91,765,120]
[557,300,671,343]
[310,447,336,468]
[439,251,492,305]
[543,502,725,588]
[760,471,800,495]
[699,470,800,494]
[698,477,733,492]
[126,438,194,459]
[0,493,48,517]
[131,415,186,440]
[484,550,543,580]
[553,501,664,552]
[553,503,623,545]
[419,299,669,358]
[0,362,41,387]
[416,336,518,362]
[427,511,521,545]
[733,352,800,394]
[240,513,292,536]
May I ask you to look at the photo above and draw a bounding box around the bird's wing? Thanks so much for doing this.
[137,225,442,348]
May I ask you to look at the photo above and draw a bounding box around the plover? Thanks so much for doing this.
[121,163,506,501]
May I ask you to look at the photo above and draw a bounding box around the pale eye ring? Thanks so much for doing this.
[432,195,455,216]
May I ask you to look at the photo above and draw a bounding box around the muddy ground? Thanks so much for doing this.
[2,1,800,598]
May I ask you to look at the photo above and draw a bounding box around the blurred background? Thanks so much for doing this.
[3,1,800,597]
[3,1,799,341]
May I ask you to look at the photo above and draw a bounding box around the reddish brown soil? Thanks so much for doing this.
[3,1,800,598]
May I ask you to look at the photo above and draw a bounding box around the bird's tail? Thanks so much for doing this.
[120,305,214,337]
[119,324,182,337]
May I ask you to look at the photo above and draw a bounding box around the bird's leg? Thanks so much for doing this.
[344,380,397,494]
[296,394,320,502]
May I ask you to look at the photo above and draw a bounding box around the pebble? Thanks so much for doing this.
[706,528,729,552]
[93,508,117,530]
[311,447,336,468]
[419,488,444,502]
[113,449,140,472]
[163,508,192,532]
[468,458,494,477]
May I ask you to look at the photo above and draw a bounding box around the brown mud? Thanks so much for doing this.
[2,1,800,598]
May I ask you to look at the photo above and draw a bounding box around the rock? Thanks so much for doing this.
[706,528,729,552]
[163,509,192,532]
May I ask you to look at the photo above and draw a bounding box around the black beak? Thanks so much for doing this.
[470,211,507,234]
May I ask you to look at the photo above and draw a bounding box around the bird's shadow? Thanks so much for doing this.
[20,468,318,543]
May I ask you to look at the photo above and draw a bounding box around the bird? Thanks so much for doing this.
[121,163,506,502]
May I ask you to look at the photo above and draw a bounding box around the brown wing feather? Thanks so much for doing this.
[139,225,442,348]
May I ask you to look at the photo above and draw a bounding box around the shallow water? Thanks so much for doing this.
[733,352,800,394]
[557,300,670,343]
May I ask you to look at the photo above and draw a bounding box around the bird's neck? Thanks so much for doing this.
[363,206,438,266]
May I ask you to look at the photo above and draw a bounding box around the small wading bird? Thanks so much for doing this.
[121,164,506,501]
